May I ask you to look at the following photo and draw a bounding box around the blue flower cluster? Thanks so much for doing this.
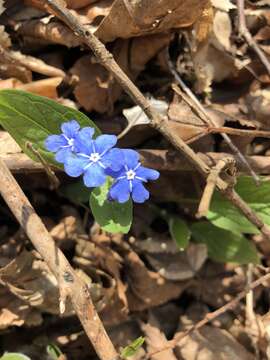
[45,120,159,203]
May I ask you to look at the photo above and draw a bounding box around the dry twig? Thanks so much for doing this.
[197,157,236,218]
[148,270,270,358]
[0,158,119,360]
[170,80,260,185]
[237,0,270,76]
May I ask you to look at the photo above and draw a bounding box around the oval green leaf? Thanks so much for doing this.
[191,222,259,265]
[0,354,31,360]
[169,217,190,250]
[90,179,133,234]
[0,89,100,168]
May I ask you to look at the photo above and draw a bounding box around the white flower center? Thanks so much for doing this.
[89,152,101,163]
[126,169,136,180]
[67,138,74,147]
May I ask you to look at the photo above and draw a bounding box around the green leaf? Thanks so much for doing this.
[60,180,91,204]
[0,354,31,360]
[46,344,63,360]
[208,176,270,234]
[90,178,132,234]
[121,337,145,358]
[169,217,190,250]
[0,89,100,167]
[191,222,259,264]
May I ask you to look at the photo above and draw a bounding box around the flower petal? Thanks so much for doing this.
[61,120,80,138]
[105,167,125,179]
[122,149,140,169]
[94,134,117,154]
[64,154,89,177]
[55,148,72,163]
[131,181,149,203]
[45,134,66,152]
[136,166,160,181]
[83,163,106,187]
[75,130,95,155]
[102,148,125,171]
[109,179,130,203]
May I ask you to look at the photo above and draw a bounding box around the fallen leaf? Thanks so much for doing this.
[0,286,42,330]
[123,98,168,128]
[212,10,232,51]
[125,250,187,311]
[145,243,207,281]
[95,0,211,42]
[71,34,171,112]
[141,314,177,360]
[175,326,255,360]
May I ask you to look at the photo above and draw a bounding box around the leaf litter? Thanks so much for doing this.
[1,0,270,359]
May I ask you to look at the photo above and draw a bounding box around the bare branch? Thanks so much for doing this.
[237,0,270,76]
[0,158,119,360]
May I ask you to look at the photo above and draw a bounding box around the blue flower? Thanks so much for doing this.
[45,120,87,163]
[107,149,159,204]
[64,130,124,188]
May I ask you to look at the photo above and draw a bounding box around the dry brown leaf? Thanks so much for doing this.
[0,26,11,48]
[95,0,210,42]
[50,215,85,249]
[212,10,232,51]
[125,250,187,312]
[145,244,207,281]
[66,0,98,9]
[0,286,42,330]
[193,43,236,93]
[71,34,171,112]
[246,87,270,129]
[0,250,66,315]
[175,326,255,360]
[17,19,82,48]
[74,235,129,325]
[0,77,62,98]
[141,314,177,360]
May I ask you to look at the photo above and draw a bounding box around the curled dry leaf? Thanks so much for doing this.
[0,286,42,330]
[0,250,69,315]
[74,235,128,325]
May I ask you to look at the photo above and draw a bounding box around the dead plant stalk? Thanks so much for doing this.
[0,158,119,360]
[43,0,270,239]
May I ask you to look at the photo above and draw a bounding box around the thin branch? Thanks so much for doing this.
[41,1,270,239]
[197,157,236,218]
[3,150,270,174]
[237,0,270,76]
[148,270,270,358]
[0,158,119,360]
[170,77,260,185]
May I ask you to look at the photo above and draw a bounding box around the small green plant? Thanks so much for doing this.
[120,336,145,358]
